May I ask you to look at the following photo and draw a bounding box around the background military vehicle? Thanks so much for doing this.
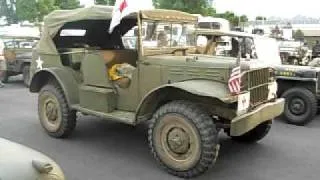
[0,35,39,86]
[195,29,320,126]
[29,6,284,178]
[0,137,65,180]
[278,40,311,66]
[311,41,320,59]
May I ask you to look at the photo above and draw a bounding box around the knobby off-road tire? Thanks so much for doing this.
[148,101,220,178]
[281,87,317,126]
[231,120,272,143]
[22,65,30,87]
[38,83,76,138]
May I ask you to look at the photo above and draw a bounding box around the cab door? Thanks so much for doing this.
[79,51,117,113]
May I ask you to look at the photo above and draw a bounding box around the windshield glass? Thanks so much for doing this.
[123,21,196,52]
[142,21,196,48]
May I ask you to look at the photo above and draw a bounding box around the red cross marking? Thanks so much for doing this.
[242,98,246,106]
[119,0,128,13]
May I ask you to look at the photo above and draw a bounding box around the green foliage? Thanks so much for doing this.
[154,0,247,26]
[155,0,212,15]
[55,0,81,10]
[255,16,267,21]
[95,0,116,5]
[240,15,248,23]
[293,29,304,41]
[0,0,18,24]
[216,11,248,26]
[16,0,38,22]
[37,0,59,21]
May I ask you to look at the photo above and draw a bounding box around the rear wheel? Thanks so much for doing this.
[281,87,317,125]
[22,65,30,87]
[230,120,272,143]
[148,101,220,178]
[38,83,76,138]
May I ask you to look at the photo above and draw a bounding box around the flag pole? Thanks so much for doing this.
[237,37,241,66]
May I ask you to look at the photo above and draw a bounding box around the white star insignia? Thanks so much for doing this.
[36,56,43,70]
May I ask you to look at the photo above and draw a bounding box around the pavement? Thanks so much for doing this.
[1,77,320,180]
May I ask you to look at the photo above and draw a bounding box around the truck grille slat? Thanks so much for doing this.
[241,68,270,107]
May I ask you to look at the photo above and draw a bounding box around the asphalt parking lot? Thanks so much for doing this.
[1,78,320,180]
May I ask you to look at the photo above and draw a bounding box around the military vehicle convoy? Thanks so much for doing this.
[0,35,39,86]
[29,6,284,178]
[195,29,320,126]
[0,137,65,180]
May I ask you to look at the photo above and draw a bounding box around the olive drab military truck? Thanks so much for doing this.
[29,6,285,178]
[0,35,39,86]
[195,28,320,126]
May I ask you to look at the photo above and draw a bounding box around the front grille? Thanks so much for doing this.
[241,68,271,107]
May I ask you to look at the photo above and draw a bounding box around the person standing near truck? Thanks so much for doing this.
[0,39,6,87]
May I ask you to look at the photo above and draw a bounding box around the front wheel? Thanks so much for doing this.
[281,87,317,125]
[148,101,220,178]
[230,120,272,143]
[38,83,76,138]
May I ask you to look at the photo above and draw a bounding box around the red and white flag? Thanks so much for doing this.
[109,0,133,33]
[228,66,241,94]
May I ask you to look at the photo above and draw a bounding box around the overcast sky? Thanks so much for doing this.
[214,0,319,19]
[79,0,319,20]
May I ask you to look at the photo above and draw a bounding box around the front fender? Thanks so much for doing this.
[29,67,79,106]
[165,80,233,102]
[136,80,234,122]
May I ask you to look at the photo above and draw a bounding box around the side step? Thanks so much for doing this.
[71,104,136,125]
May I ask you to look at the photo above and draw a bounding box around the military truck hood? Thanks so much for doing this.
[144,54,238,68]
[274,64,320,79]
[0,138,65,179]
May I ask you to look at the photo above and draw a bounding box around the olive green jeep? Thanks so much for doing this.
[0,35,39,86]
[29,6,284,178]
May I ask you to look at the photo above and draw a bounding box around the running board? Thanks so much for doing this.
[71,104,136,125]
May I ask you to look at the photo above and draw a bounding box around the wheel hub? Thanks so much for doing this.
[167,127,190,154]
[290,98,306,115]
[45,101,58,121]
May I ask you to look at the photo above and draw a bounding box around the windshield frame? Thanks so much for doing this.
[137,17,196,57]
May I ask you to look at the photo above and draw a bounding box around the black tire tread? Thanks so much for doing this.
[148,100,219,178]
[281,87,317,126]
[22,65,30,87]
[38,82,76,138]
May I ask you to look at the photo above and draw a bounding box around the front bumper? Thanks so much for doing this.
[230,98,285,136]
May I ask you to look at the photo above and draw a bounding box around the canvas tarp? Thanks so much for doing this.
[37,5,198,55]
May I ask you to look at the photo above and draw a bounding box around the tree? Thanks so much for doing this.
[255,16,267,21]
[37,0,59,21]
[155,0,213,16]
[55,0,81,9]
[216,11,240,26]
[16,0,38,22]
[0,0,18,24]
[240,15,248,23]
[95,0,116,5]
[293,29,304,41]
